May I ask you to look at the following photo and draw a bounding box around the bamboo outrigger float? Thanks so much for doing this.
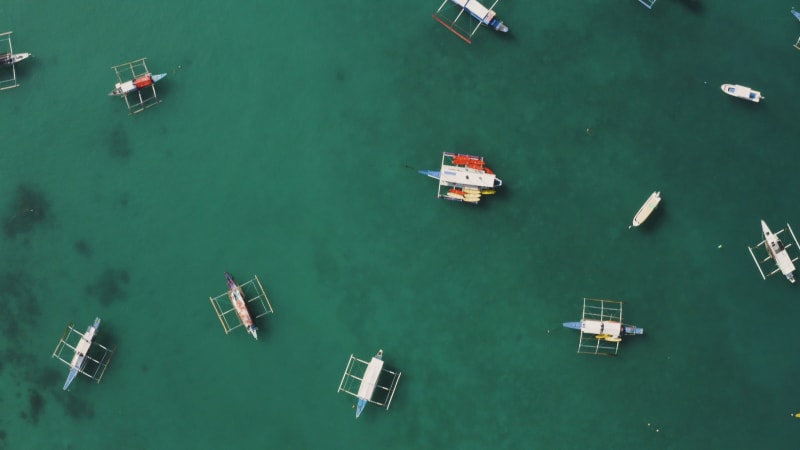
[52,318,115,390]
[338,349,402,418]
[209,273,274,339]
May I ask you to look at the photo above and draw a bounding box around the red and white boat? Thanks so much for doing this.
[225,272,258,339]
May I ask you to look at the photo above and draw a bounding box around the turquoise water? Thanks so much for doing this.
[3,1,800,448]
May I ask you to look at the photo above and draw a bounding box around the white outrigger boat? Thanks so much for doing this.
[433,0,508,44]
[338,349,401,418]
[631,191,661,227]
[563,298,643,356]
[209,273,274,339]
[52,317,115,390]
[419,152,502,204]
[748,220,800,284]
[0,31,31,90]
[721,84,763,103]
[109,58,167,114]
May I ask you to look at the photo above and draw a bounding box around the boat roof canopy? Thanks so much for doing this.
[581,319,622,338]
[356,357,384,400]
[452,0,494,20]
[439,165,496,188]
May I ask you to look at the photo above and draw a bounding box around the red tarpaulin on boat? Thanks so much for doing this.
[134,75,153,89]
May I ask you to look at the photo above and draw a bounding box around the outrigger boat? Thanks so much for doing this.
[109,58,166,114]
[355,350,383,418]
[109,73,166,97]
[419,152,502,204]
[721,84,763,103]
[52,317,115,390]
[631,191,661,227]
[748,220,800,284]
[62,318,100,390]
[0,31,31,90]
[433,0,508,44]
[209,273,274,339]
[338,349,402,419]
[564,298,643,356]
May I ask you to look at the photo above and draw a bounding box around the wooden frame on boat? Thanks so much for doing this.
[568,298,643,356]
[338,351,401,414]
[794,36,800,51]
[110,58,162,114]
[432,0,502,44]
[209,274,274,335]
[638,0,656,9]
[52,321,116,386]
[0,31,28,91]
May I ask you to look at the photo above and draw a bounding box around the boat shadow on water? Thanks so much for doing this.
[671,0,704,14]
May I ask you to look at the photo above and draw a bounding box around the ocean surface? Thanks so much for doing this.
[2,1,800,448]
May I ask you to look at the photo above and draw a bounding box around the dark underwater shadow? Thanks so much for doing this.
[672,0,704,15]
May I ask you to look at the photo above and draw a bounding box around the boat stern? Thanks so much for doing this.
[355,398,367,418]
[760,220,772,238]
[418,170,440,180]
[13,52,31,64]
[224,272,237,290]
[247,325,258,340]
[63,367,80,391]
[623,325,644,335]
[489,18,508,33]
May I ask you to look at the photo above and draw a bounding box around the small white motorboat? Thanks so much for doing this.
[721,84,763,103]
[632,191,661,227]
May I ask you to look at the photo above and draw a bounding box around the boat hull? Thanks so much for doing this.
[355,398,367,418]
[721,84,763,103]
[63,366,81,390]
[225,273,258,339]
[62,318,101,390]
[109,73,166,96]
[761,220,796,283]
[564,321,643,335]
[632,191,661,227]
[451,0,509,32]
